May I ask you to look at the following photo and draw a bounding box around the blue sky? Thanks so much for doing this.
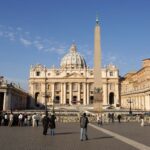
[0,0,150,90]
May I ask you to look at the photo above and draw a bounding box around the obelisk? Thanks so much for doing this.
[93,16,103,112]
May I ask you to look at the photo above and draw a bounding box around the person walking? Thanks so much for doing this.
[9,113,14,126]
[4,113,8,126]
[140,114,144,127]
[80,113,89,141]
[97,113,103,126]
[49,114,56,136]
[42,113,50,135]
[117,114,121,123]
[35,113,40,127]
[18,113,23,126]
[32,113,36,127]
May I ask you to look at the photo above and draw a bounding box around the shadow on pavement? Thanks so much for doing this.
[56,131,79,135]
[90,136,114,141]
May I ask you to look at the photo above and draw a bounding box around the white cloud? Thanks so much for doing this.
[16,27,22,31]
[33,40,44,50]
[0,31,3,36]
[0,24,69,55]
[20,37,32,46]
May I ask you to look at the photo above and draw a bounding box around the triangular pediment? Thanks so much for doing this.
[64,72,84,78]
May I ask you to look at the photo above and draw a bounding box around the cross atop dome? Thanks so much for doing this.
[96,15,99,25]
[70,43,77,53]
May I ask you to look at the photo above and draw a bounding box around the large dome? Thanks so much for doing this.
[60,44,87,69]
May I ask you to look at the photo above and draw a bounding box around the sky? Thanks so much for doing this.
[0,0,150,91]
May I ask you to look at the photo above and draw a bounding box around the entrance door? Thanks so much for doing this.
[109,92,114,105]
[55,96,60,104]
[35,92,39,106]
[72,96,77,104]
[0,92,4,110]
[89,96,94,104]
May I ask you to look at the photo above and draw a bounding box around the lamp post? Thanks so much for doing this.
[44,66,47,115]
[127,98,132,115]
[52,98,55,114]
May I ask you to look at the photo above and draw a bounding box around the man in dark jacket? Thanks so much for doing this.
[80,113,89,141]
[49,114,56,136]
[42,113,50,135]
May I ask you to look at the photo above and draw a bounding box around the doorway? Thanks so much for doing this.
[72,96,77,104]
[109,92,114,105]
[0,92,4,111]
[35,92,39,106]
[55,96,60,104]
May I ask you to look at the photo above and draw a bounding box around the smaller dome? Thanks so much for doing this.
[60,44,87,69]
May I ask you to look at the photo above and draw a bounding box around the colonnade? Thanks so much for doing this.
[49,82,92,105]
[121,94,150,111]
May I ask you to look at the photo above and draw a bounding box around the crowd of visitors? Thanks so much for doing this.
[0,110,147,142]
[0,112,42,127]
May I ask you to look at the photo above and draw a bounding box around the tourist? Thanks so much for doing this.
[32,113,36,127]
[97,113,102,126]
[23,113,28,126]
[35,113,40,127]
[27,114,32,126]
[8,113,14,126]
[18,113,23,126]
[117,114,121,123]
[42,113,50,135]
[140,113,144,127]
[4,113,8,126]
[49,114,56,136]
[111,113,115,123]
[108,113,111,123]
[80,113,89,141]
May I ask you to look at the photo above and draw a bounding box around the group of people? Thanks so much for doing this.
[96,112,147,127]
[42,112,56,136]
[96,113,122,125]
[42,112,89,141]
[0,112,41,127]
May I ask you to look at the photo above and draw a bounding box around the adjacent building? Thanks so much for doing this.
[0,76,28,111]
[121,58,150,111]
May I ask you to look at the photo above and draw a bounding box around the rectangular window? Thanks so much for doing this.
[36,71,40,76]
[110,71,113,76]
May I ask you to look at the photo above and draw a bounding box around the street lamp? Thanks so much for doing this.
[52,98,55,114]
[44,66,48,115]
[127,98,133,115]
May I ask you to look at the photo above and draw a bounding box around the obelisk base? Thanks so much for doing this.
[94,92,103,112]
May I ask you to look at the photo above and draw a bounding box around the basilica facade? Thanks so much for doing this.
[29,44,120,108]
[29,19,120,109]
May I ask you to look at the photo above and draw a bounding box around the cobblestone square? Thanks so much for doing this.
[1,122,149,150]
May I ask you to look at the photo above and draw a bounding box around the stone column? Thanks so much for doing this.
[61,83,63,104]
[145,95,150,111]
[143,96,146,111]
[69,83,72,105]
[115,84,119,105]
[3,90,11,111]
[78,83,80,105]
[63,83,66,104]
[83,83,87,105]
[135,97,138,109]
[138,97,140,109]
[103,83,107,105]
[51,83,55,104]
[3,92,8,111]
[87,83,89,105]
